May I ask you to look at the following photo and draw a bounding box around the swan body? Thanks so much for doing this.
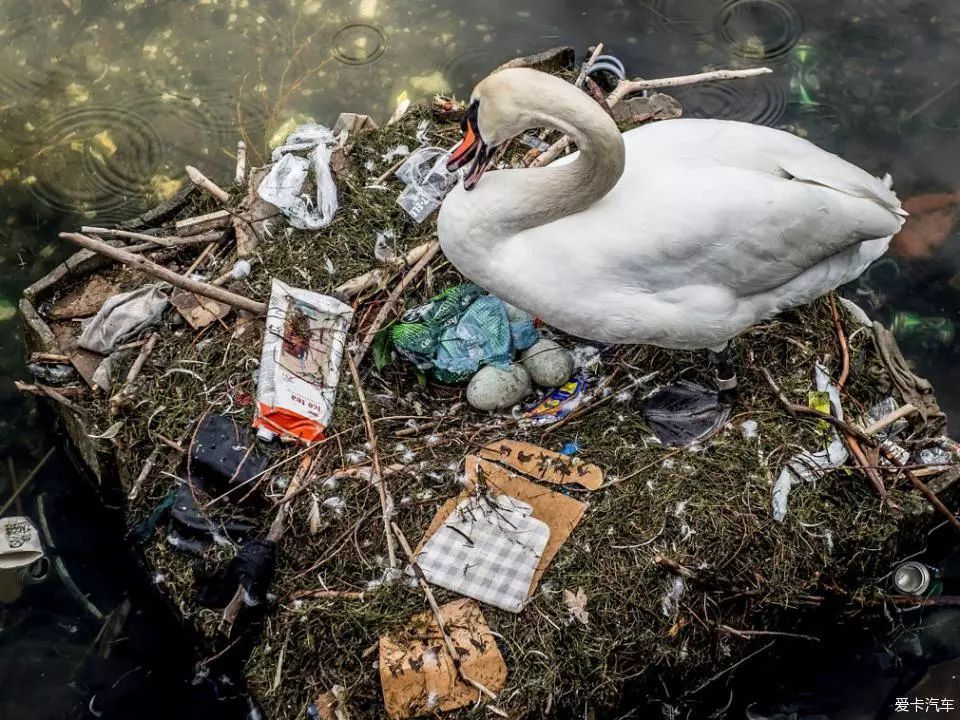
[437,69,905,351]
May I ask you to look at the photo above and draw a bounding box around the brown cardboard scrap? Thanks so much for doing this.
[47,275,119,320]
[417,456,587,598]
[171,289,231,329]
[379,599,507,719]
[479,438,604,490]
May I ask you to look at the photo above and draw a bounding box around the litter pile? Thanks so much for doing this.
[18,47,960,719]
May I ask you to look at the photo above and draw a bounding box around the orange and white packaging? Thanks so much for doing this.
[253,279,353,443]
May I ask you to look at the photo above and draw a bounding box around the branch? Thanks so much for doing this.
[59,233,266,315]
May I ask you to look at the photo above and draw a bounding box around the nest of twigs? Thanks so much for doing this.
[40,95,956,720]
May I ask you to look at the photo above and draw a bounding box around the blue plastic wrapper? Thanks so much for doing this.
[391,284,538,383]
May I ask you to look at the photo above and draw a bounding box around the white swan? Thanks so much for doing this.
[437,68,905,380]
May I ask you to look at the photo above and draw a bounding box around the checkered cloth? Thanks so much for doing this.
[416,494,550,612]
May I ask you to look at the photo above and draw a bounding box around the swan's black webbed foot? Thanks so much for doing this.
[642,381,731,446]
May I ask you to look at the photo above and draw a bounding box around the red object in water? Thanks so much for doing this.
[891,191,960,260]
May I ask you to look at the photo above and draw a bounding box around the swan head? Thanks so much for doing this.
[447,68,564,190]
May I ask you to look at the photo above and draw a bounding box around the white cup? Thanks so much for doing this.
[0,516,44,570]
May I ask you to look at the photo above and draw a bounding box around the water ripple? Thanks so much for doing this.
[26,106,163,222]
[715,0,803,61]
[332,23,386,66]
[672,73,788,127]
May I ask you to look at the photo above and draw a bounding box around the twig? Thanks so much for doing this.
[391,522,502,707]
[59,233,266,315]
[235,141,247,185]
[574,42,604,88]
[847,435,890,501]
[759,368,876,446]
[289,589,365,601]
[863,404,918,436]
[185,166,230,203]
[222,449,320,629]
[607,67,773,105]
[829,294,850,389]
[347,355,397,568]
[882,594,960,607]
[14,382,86,399]
[335,241,436,299]
[368,155,409,187]
[353,241,441,364]
[689,641,775,695]
[0,448,55,517]
[36,384,90,417]
[718,625,819,642]
[111,332,160,410]
[654,553,697,579]
[881,445,960,531]
[81,226,175,247]
[128,447,160,501]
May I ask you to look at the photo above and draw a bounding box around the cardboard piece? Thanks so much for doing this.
[379,599,507,719]
[47,275,119,320]
[171,289,231,329]
[480,438,604,490]
[417,456,587,598]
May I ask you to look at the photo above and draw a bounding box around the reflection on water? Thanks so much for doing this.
[3,0,960,716]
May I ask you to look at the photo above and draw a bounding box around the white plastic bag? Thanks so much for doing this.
[258,124,338,230]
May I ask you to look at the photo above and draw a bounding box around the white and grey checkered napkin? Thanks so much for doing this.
[416,494,551,612]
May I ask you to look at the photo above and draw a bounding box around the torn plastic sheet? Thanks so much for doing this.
[395,146,461,223]
[258,124,338,230]
[772,364,848,522]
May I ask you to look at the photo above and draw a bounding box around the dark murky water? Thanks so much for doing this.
[2,0,960,717]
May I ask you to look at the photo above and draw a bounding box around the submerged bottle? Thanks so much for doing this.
[891,312,955,349]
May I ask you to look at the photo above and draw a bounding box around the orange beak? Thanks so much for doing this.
[447,100,497,191]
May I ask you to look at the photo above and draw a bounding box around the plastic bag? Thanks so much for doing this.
[391,284,538,383]
[395,147,460,223]
[258,124,338,230]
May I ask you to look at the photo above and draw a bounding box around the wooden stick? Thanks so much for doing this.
[59,233,266,315]
[37,384,90,417]
[606,66,773,105]
[222,450,319,629]
[14,382,86,399]
[532,66,773,168]
[863,404,918,436]
[829,294,850,389]
[353,241,440,363]
[335,241,435,299]
[235,141,247,185]
[368,155,409,187]
[881,445,960,531]
[574,42,604,88]
[128,447,160,501]
[290,589,365,601]
[186,166,230,203]
[390,522,501,705]
[0,448,55,517]
[760,368,876,446]
[28,352,69,364]
[847,435,889,501]
[718,624,819,642]
[81,226,176,247]
[348,355,397,569]
[175,210,231,234]
[111,332,160,409]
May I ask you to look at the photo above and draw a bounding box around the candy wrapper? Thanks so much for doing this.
[253,280,353,443]
[521,373,590,426]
